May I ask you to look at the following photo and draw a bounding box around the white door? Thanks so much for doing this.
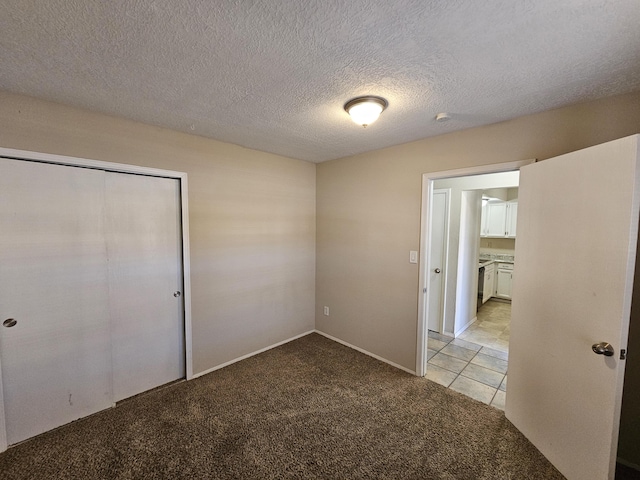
[427,190,448,331]
[0,159,113,444]
[105,173,185,401]
[506,135,639,480]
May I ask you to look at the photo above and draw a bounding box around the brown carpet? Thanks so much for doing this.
[0,333,564,479]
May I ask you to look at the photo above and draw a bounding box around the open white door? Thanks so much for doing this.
[506,135,640,480]
[427,189,449,332]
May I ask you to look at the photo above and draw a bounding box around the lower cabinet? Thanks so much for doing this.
[496,263,514,299]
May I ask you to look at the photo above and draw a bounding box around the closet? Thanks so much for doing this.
[0,157,185,445]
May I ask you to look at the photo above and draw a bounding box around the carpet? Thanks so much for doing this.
[0,333,564,479]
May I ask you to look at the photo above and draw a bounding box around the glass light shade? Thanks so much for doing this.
[344,96,388,127]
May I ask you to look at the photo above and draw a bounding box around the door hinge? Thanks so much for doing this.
[423,287,427,293]
[620,349,627,360]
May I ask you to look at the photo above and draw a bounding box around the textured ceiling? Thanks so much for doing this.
[1,1,639,163]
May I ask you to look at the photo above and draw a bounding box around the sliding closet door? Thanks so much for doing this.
[0,159,113,445]
[105,172,185,401]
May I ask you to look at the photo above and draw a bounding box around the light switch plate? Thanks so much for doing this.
[409,251,418,264]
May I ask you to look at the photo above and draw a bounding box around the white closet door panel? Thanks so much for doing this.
[0,159,113,444]
[105,173,185,402]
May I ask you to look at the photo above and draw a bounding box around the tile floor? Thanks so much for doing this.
[458,300,511,353]
[426,300,511,410]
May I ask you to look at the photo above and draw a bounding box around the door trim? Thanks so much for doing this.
[416,160,531,376]
[0,147,194,452]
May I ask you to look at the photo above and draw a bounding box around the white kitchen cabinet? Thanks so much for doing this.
[506,200,518,237]
[480,200,518,238]
[485,201,507,237]
[496,263,514,299]
[481,201,489,236]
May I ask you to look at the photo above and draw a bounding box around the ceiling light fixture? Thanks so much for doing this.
[344,96,388,127]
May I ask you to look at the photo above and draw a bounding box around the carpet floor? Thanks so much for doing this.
[0,333,564,479]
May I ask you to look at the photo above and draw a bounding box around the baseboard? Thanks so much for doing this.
[617,457,640,472]
[455,315,477,337]
[314,330,416,375]
[191,330,315,379]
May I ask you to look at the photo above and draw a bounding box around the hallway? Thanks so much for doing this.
[426,300,510,409]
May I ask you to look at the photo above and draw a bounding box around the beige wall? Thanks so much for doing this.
[480,237,516,254]
[316,90,640,372]
[0,91,316,375]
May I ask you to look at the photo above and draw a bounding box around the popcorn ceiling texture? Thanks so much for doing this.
[0,0,639,163]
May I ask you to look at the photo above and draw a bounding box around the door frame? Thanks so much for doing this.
[416,159,530,376]
[0,147,194,452]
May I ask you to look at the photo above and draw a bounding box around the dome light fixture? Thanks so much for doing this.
[344,96,388,127]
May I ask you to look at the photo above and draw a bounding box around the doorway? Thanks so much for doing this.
[416,161,527,391]
[418,136,640,479]
[423,173,518,407]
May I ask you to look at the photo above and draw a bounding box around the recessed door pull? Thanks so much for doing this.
[592,342,614,356]
[3,318,17,328]
[173,291,181,298]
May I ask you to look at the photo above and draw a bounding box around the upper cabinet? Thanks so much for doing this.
[506,201,517,237]
[481,200,518,237]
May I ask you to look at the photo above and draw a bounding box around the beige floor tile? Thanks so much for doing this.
[449,376,497,405]
[478,319,507,330]
[460,363,505,388]
[499,375,507,392]
[425,364,458,388]
[428,353,469,374]
[471,353,508,374]
[491,390,506,410]
[440,344,477,362]
[480,346,508,361]
[427,337,448,351]
[450,338,482,352]
[459,330,500,347]
[427,348,438,360]
[428,331,454,343]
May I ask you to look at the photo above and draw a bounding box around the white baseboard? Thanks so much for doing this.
[455,315,477,337]
[191,330,315,379]
[617,457,640,472]
[314,330,416,375]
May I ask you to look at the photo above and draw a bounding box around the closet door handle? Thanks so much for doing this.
[173,291,181,298]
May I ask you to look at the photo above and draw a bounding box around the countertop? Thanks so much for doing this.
[479,255,515,269]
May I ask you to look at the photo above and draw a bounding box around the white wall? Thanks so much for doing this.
[454,190,482,336]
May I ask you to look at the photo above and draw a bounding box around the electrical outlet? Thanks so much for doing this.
[323,306,330,316]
